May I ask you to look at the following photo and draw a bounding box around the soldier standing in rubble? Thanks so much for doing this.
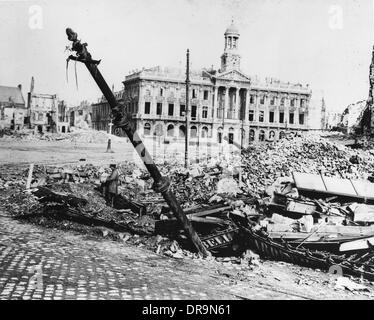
[105,163,119,207]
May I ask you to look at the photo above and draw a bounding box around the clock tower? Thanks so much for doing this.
[220,21,241,72]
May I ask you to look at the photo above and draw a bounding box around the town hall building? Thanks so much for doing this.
[93,22,312,146]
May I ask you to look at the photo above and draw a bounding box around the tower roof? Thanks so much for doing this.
[224,21,239,36]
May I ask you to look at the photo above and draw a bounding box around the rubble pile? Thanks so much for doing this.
[0,128,123,144]
[239,135,374,196]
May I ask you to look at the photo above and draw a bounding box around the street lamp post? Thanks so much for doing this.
[185,49,190,169]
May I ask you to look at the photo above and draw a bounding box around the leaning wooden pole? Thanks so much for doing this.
[65,28,208,256]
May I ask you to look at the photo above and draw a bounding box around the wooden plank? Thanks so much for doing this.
[292,172,326,191]
[351,180,374,199]
[286,200,316,215]
[293,172,374,203]
[268,231,374,242]
[186,206,231,218]
[323,176,357,196]
[317,225,374,236]
[339,236,374,252]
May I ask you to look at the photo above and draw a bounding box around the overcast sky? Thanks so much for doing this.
[0,0,373,111]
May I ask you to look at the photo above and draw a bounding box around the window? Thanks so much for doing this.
[191,105,197,120]
[248,110,254,122]
[202,106,208,118]
[259,111,264,122]
[259,130,265,142]
[78,110,83,116]
[145,88,151,96]
[260,96,265,104]
[168,104,174,116]
[167,124,174,136]
[299,113,304,125]
[269,131,275,140]
[180,104,185,116]
[289,112,294,124]
[249,130,255,141]
[160,88,163,96]
[280,131,285,139]
[217,107,223,119]
[228,133,234,144]
[144,102,150,114]
[228,128,234,145]
[217,128,223,143]
[201,126,208,138]
[190,126,197,138]
[279,112,284,123]
[203,90,209,100]
[192,89,197,99]
[144,123,151,136]
[156,103,162,115]
[179,125,185,138]
[270,96,275,106]
[290,99,295,107]
[300,99,305,108]
[280,97,285,106]
[250,95,254,104]
[269,111,274,123]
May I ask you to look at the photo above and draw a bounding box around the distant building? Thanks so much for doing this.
[92,23,312,145]
[26,77,68,133]
[27,77,58,133]
[0,84,26,130]
[57,100,69,133]
[341,100,367,134]
[92,91,124,132]
[325,112,342,130]
[69,100,93,129]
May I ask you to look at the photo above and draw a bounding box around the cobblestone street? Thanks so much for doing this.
[1,211,372,300]
[0,213,230,300]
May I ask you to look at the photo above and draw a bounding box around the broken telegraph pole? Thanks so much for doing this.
[65,28,208,257]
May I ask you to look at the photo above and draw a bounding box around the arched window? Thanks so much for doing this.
[190,126,197,138]
[259,130,265,142]
[269,130,275,140]
[217,127,223,143]
[179,125,185,138]
[228,127,234,144]
[144,123,151,136]
[167,124,174,137]
[279,131,285,139]
[249,129,255,141]
[201,126,208,138]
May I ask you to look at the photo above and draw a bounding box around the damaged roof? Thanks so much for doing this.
[0,85,25,105]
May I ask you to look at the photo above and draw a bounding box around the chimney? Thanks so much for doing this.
[18,84,22,91]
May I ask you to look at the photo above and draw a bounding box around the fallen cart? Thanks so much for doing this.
[233,218,374,281]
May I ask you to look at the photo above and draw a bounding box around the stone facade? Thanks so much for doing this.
[0,85,26,130]
[120,23,311,146]
[28,92,58,133]
[69,100,93,130]
[92,23,312,146]
[92,91,124,132]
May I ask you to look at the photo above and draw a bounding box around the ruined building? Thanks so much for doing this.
[0,84,26,130]
[27,77,68,133]
[359,44,374,135]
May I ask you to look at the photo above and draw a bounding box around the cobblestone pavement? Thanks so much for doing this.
[0,214,284,300]
[0,213,371,300]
